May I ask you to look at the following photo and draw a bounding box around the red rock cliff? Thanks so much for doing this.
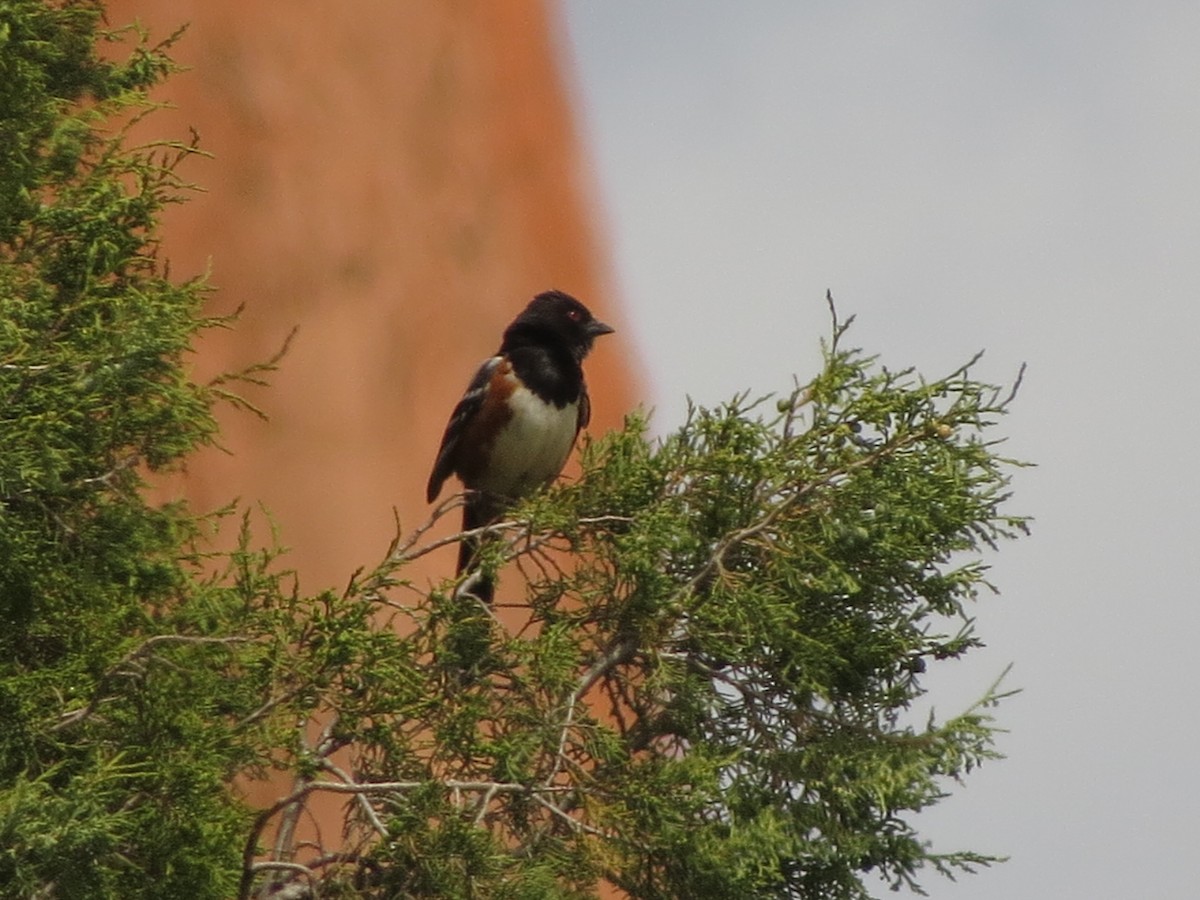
[103,7,636,890]
[107,0,636,590]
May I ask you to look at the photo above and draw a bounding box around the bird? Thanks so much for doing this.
[426,290,614,603]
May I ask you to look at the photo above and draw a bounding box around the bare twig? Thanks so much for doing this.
[240,773,583,896]
[544,637,638,790]
[319,759,388,839]
[235,687,304,731]
[530,792,610,839]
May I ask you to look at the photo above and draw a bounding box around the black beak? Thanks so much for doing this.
[587,319,615,338]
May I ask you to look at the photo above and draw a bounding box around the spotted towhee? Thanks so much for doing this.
[427,290,614,602]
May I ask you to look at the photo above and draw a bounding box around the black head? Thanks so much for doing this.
[502,290,614,360]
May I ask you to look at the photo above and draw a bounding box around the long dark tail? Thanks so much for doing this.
[457,499,494,604]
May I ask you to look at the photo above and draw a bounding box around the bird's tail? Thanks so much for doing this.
[456,498,494,604]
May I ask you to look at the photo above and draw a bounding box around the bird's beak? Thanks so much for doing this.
[588,319,615,338]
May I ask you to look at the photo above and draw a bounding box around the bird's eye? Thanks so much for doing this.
[567,309,581,321]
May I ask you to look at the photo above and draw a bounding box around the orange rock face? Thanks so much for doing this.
[102,6,636,889]
[107,0,637,591]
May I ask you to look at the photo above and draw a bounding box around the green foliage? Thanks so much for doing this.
[317,312,1025,900]
[0,4,1028,899]
[1,4,259,897]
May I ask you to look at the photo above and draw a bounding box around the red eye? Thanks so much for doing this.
[567,309,581,321]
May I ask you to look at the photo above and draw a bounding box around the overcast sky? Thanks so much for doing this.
[558,2,1200,897]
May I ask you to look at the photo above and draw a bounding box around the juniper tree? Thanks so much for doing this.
[282,312,1026,900]
[1,4,1028,899]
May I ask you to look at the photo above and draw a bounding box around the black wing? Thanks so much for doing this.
[426,356,501,503]
[576,380,591,433]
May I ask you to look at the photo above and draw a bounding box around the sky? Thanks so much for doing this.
[558,2,1200,897]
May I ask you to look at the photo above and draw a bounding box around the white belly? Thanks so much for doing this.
[479,384,579,499]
